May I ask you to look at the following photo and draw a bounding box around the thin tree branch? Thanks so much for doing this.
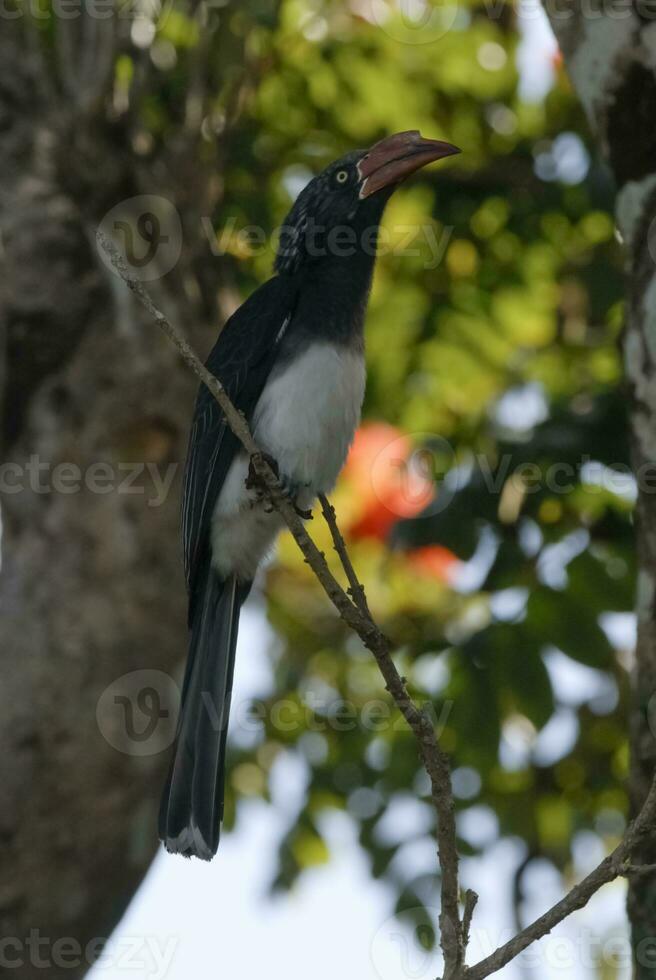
[462,889,478,955]
[97,232,656,980]
[97,231,465,976]
[464,776,656,980]
[621,863,656,878]
[318,493,370,617]
[316,491,466,973]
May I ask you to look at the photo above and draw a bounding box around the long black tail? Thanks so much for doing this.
[158,564,248,859]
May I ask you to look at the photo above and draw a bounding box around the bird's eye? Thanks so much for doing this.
[335,170,349,184]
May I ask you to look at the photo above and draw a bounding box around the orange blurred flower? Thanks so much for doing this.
[404,544,459,584]
[343,422,433,539]
[341,423,457,583]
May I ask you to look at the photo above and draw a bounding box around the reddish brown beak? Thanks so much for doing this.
[357,130,460,199]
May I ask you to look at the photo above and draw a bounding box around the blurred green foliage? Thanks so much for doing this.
[172,0,629,934]
[34,0,634,940]
[187,0,630,937]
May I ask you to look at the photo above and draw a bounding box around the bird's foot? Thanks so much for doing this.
[246,451,279,489]
[246,453,279,511]
[245,454,312,518]
[278,473,313,519]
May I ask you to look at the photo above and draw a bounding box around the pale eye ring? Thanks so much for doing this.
[335,169,349,184]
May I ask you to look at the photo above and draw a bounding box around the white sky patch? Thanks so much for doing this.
[92,804,395,980]
[544,648,617,708]
[490,587,528,622]
[412,651,450,694]
[500,715,535,770]
[535,132,590,185]
[517,0,559,102]
[518,862,629,978]
[519,517,543,556]
[282,165,313,201]
[600,612,636,653]
[374,794,434,847]
[533,707,580,765]
[451,525,499,594]
[493,382,548,432]
[388,835,443,885]
[451,766,482,800]
[537,529,589,589]
[572,829,606,876]
[457,805,499,849]
[580,460,637,502]
[94,601,629,980]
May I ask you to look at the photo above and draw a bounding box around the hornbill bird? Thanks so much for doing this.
[159,130,460,860]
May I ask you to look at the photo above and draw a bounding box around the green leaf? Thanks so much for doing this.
[527,587,615,668]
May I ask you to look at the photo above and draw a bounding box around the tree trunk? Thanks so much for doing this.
[539,3,656,974]
[0,23,208,977]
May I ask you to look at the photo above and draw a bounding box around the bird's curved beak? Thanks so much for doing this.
[357,130,460,199]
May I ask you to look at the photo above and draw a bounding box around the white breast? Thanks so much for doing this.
[253,342,366,495]
[211,341,365,582]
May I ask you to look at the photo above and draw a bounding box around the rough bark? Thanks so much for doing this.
[0,23,210,977]
[539,2,656,973]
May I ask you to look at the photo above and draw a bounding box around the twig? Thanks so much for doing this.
[98,233,656,980]
[316,491,467,974]
[620,863,656,878]
[318,493,370,617]
[464,776,656,980]
[462,889,478,955]
[98,232,465,976]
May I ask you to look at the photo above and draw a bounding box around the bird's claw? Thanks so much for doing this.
[245,454,311,517]
[279,475,313,519]
[276,471,298,499]
[246,452,279,499]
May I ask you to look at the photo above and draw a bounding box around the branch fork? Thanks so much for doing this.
[98,232,656,980]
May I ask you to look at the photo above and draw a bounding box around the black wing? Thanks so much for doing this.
[181,274,297,617]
